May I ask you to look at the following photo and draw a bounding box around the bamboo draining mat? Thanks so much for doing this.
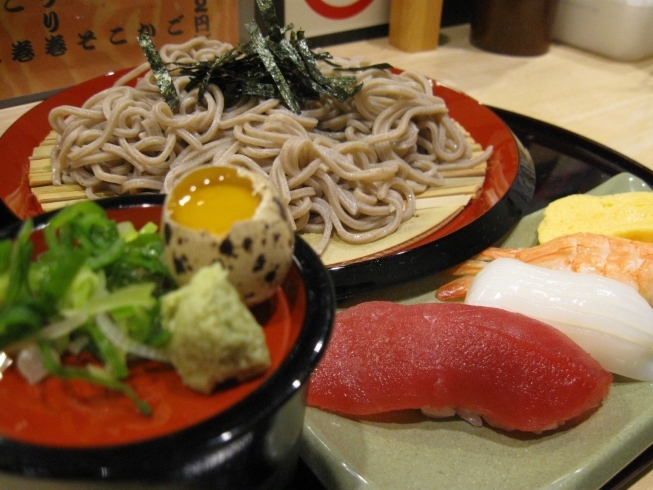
[30,129,488,266]
[30,131,113,213]
[29,130,487,214]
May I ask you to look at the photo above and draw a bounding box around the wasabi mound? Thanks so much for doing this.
[161,262,271,394]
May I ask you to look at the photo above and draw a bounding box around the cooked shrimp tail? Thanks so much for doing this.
[436,251,513,301]
[436,233,653,305]
[448,258,491,276]
[435,276,473,301]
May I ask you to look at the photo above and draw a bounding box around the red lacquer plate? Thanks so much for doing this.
[0,202,334,453]
[0,70,535,300]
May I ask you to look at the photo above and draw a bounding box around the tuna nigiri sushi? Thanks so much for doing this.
[307,301,612,433]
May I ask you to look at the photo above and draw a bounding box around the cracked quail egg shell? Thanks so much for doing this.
[162,165,295,306]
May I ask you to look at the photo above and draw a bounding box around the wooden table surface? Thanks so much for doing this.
[0,23,652,489]
[327,24,653,172]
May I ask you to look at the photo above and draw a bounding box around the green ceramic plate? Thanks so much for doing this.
[301,173,653,490]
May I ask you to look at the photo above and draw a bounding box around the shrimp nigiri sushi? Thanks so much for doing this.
[307,301,612,433]
[435,232,653,305]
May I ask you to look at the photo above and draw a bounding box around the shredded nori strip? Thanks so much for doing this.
[246,20,300,113]
[257,0,284,43]
[140,0,392,114]
[138,32,180,112]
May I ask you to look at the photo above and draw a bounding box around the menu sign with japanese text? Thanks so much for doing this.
[0,0,238,103]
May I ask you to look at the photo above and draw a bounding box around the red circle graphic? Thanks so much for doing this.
[304,0,375,20]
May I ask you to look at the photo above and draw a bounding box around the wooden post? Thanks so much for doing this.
[389,0,444,52]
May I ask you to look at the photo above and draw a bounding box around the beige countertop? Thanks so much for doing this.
[0,22,652,490]
[2,24,652,169]
[327,24,653,172]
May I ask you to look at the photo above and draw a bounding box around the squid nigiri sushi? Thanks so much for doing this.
[465,257,653,381]
[307,301,612,433]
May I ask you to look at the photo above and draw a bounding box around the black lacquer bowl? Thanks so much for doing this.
[0,196,335,490]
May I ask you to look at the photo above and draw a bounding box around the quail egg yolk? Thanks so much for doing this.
[168,167,260,236]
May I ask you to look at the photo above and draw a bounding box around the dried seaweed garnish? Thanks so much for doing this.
[143,0,393,114]
[246,20,300,113]
[137,32,179,112]
[257,0,284,42]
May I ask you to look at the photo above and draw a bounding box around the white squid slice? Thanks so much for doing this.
[465,258,653,381]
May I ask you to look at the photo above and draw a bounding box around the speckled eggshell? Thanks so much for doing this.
[162,167,295,306]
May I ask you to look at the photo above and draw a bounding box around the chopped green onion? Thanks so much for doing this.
[39,341,152,416]
[0,202,174,414]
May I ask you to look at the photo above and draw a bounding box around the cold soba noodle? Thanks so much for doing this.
[49,37,492,255]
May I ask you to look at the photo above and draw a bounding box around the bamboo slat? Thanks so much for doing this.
[28,130,487,235]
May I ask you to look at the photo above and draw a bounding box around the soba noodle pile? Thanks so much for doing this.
[49,37,492,255]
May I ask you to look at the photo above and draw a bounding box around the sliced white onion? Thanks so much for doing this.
[67,335,90,355]
[465,258,653,381]
[16,344,51,385]
[0,351,12,379]
[95,313,170,363]
[39,312,88,340]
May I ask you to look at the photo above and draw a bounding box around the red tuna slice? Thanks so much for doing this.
[307,301,612,433]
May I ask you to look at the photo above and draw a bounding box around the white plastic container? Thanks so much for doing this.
[552,0,653,61]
